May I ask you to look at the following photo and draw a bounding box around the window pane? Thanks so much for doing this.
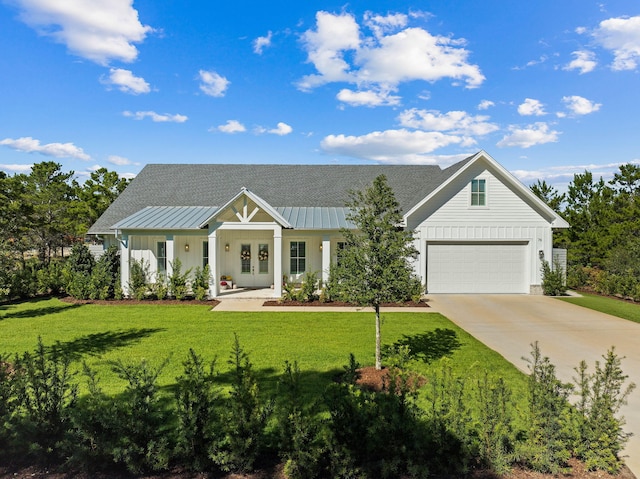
[259,244,268,274]
[157,241,167,275]
[203,241,209,268]
[241,244,251,273]
[298,241,305,257]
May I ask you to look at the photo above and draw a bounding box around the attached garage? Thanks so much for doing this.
[426,242,529,293]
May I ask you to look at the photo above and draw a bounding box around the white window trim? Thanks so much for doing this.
[469,177,489,209]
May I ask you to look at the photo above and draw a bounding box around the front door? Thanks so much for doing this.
[238,242,272,287]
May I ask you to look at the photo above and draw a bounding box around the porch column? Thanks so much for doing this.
[208,230,218,298]
[166,234,175,278]
[273,226,282,298]
[120,234,130,297]
[321,235,331,287]
[418,230,427,291]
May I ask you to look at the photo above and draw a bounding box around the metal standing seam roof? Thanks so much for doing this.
[112,205,355,230]
[111,206,219,230]
[275,207,354,229]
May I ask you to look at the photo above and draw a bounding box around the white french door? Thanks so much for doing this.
[237,241,272,287]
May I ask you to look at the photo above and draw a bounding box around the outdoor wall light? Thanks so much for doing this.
[319,244,323,251]
[538,250,544,259]
[225,243,230,252]
[184,243,190,252]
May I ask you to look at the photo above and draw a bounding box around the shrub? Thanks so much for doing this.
[36,259,65,296]
[566,264,588,290]
[518,342,573,473]
[69,364,121,471]
[169,258,192,300]
[94,245,120,299]
[275,361,326,479]
[129,259,150,299]
[107,358,173,474]
[299,271,319,302]
[211,335,271,473]
[541,260,566,296]
[88,261,112,300]
[65,243,95,275]
[11,338,78,463]
[474,373,515,474]
[192,265,211,301]
[573,348,636,473]
[151,274,168,300]
[174,349,219,471]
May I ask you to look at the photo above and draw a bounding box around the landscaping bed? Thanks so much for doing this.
[263,299,429,307]
[59,295,219,307]
[0,449,635,479]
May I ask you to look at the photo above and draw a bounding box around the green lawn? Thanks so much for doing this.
[0,297,527,401]
[559,292,640,323]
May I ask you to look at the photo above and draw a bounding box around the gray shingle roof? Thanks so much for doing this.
[89,157,475,234]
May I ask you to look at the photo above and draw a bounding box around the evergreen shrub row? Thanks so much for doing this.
[0,339,634,477]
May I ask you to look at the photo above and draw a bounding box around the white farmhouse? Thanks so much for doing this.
[88,151,569,298]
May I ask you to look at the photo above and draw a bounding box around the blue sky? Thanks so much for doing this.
[1,1,639,189]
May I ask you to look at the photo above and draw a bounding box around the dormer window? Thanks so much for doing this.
[471,179,486,206]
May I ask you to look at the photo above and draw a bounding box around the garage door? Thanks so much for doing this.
[427,242,528,293]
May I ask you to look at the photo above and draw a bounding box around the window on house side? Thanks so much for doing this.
[157,241,167,276]
[290,241,306,274]
[337,241,346,266]
[471,179,486,206]
[202,241,209,268]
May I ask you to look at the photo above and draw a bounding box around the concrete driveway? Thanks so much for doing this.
[428,294,640,476]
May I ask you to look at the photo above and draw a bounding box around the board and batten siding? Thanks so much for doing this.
[415,169,549,226]
[408,168,554,291]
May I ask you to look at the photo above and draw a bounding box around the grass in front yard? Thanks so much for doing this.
[0,297,527,403]
[559,291,640,323]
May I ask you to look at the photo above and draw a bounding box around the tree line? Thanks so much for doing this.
[531,163,640,297]
[0,162,128,300]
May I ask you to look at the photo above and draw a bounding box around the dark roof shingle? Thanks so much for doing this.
[89,158,474,233]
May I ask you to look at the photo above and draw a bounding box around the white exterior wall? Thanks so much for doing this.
[409,168,555,292]
[281,231,343,283]
[128,233,209,279]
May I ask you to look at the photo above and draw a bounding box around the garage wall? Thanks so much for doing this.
[408,167,555,293]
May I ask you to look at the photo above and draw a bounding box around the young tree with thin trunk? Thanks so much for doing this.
[335,175,422,370]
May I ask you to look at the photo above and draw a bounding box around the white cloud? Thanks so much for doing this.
[321,129,462,163]
[363,11,408,38]
[0,136,91,160]
[216,120,246,134]
[268,122,293,136]
[563,50,597,74]
[253,31,272,54]
[336,88,401,107]
[198,70,230,97]
[561,95,602,116]
[102,68,150,94]
[123,111,188,122]
[593,15,640,70]
[297,11,484,97]
[478,100,495,110]
[108,155,138,166]
[398,109,499,136]
[11,0,152,65]
[497,122,560,148]
[0,163,34,173]
[298,11,361,90]
[518,98,547,116]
